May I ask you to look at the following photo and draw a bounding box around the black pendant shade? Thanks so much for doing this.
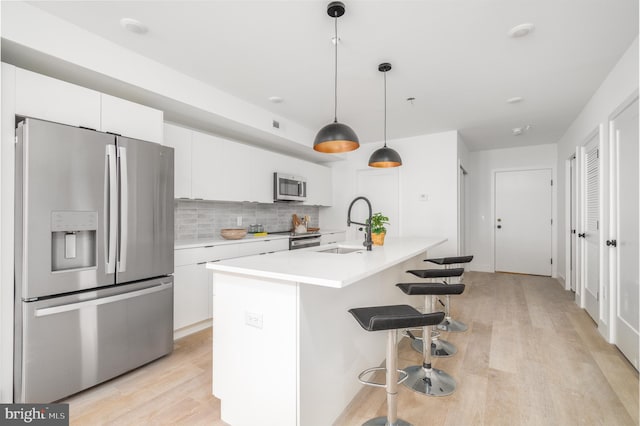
[369,62,402,168]
[314,121,359,153]
[313,1,360,153]
[369,145,402,168]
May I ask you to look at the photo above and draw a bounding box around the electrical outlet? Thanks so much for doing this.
[236,216,242,226]
[245,311,263,329]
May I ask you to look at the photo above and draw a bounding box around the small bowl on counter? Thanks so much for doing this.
[220,228,248,240]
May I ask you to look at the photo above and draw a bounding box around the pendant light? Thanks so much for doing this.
[313,1,360,153]
[368,62,402,167]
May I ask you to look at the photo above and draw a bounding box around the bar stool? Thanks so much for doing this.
[398,280,466,358]
[395,283,464,396]
[349,304,445,426]
[425,255,473,332]
[406,267,467,332]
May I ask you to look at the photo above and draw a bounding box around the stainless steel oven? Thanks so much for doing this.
[289,233,321,250]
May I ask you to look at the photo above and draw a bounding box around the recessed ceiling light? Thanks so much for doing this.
[508,23,535,38]
[512,124,532,136]
[268,96,283,104]
[506,96,524,104]
[120,18,148,34]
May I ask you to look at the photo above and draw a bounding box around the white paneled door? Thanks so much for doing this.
[611,94,639,369]
[494,169,552,276]
[581,133,601,323]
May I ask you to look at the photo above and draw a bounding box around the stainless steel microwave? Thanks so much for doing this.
[274,173,306,202]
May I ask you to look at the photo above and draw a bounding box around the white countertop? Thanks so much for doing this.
[206,236,446,288]
[175,229,345,250]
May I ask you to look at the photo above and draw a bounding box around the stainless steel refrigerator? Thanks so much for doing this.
[14,118,174,403]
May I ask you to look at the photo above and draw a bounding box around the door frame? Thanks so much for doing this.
[564,154,578,292]
[608,90,639,353]
[491,166,556,276]
[577,125,606,328]
[458,161,468,256]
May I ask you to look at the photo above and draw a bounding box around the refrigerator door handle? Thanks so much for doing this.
[105,145,118,274]
[34,281,172,317]
[118,146,128,273]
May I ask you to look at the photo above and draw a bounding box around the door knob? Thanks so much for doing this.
[578,233,586,238]
[606,240,617,247]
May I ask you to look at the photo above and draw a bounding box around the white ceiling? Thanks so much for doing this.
[24,1,639,151]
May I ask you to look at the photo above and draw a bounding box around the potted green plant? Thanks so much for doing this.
[369,212,390,246]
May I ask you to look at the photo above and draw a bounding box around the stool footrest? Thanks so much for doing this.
[358,367,409,388]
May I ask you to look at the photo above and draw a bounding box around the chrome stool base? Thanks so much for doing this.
[364,417,412,426]
[411,337,457,357]
[403,365,456,396]
[437,317,468,333]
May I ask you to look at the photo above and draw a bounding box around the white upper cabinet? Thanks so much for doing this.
[15,67,101,130]
[100,94,163,144]
[163,123,193,199]
[168,124,332,205]
[304,164,332,206]
[14,67,163,144]
[191,131,274,203]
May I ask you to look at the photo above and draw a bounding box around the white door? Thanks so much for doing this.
[611,94,639,369]
[494,169,552,276]
[581,133,601,323]
[355,168,399,238]
[570,155,578,292]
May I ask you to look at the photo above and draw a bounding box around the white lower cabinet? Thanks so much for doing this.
[173,263,210,330]
[173,238,289,335]
[320,231,346,245]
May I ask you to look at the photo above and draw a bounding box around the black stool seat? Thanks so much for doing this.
[349,304,445,332]
[406,267,464,279]
[426,255,474,265]
[396,282,465,296]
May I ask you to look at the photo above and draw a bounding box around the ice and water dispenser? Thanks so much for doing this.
[51,211,97,272]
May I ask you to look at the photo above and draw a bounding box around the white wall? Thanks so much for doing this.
[321,131,459,257]
[555,37,638,340]
[467,144,558,273]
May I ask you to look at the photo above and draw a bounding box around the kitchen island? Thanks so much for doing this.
[207,236,446,426]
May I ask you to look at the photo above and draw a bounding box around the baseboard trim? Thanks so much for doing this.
[174,319,212,340]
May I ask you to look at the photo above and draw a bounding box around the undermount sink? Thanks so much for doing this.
[318,247,363,254]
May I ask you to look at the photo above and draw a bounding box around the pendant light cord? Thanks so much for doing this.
[333,13,338,123]
[383,70,387,147]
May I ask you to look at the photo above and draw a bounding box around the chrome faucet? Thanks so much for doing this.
[347,196,373,251]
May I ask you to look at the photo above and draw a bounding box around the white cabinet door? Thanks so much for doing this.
[320,232,345,245]
[305,164,332,206]
[163,123,193,199]
[192,131,272,203]
[15,67,101,130]
[173,263,210,330]
[191,131,226,201]
[101,94,163,144]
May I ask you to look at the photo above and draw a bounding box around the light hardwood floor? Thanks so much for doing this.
[64,272,639,425]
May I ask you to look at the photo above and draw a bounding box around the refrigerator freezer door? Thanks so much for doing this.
[15,277,174,403]
[15,118,116,300]
[116,136,174,284]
